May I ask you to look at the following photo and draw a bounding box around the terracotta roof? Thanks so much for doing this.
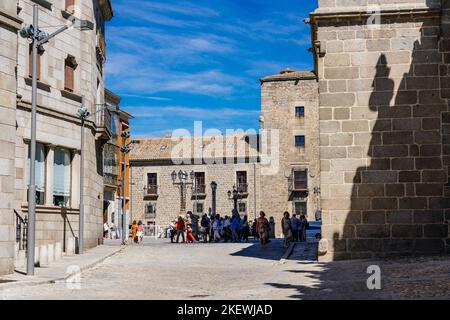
[130,134,259,162]
[260,70,317,83]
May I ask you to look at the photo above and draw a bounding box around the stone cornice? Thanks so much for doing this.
[130,157,261,167]
[17,99,97,132]
[0,10,23,30]
[310,7,441,23]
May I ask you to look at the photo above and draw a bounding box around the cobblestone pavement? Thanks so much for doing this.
[1,238,449,300]
[260,242,450,300]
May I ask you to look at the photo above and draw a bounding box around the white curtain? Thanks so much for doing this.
[27,143,46,192]
[53,148,71,196]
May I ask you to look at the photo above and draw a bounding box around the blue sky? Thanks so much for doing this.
[105,0,318,138]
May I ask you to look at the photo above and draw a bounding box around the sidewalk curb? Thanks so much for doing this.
[279,242,296,265]
[0,246,125,291]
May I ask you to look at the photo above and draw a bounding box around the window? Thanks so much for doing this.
[195,202,204,214]
[294,202,307,216]
[27,143,46,205]
[238,202,246,213]
[194,172,206,194]
[236,171,248,193]
[65,0,75,13]
[147,173,158,195]
[29,44,43,80]
[295,106,305,117]
[293,170,308,190]
[64,55,77,92]
[295,135,305,147]
[53,148,72,207]
[146,203,156,216]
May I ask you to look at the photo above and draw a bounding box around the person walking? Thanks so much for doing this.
[212,214,222,242]
[201,214,211,243]
[256,211,269,246]
[137,220,144,244]
[223,215,231,243]
[131,221,138,244]
[291,214,300,242]
[169,220,177,243]
[300,215,308,242]
[282,212,293,248]
[176,216,186,243]
[251,219,258,240]
[103,222,110,240]
[268,217,276,239]
[241,215,250,242]
[231,214,241,243]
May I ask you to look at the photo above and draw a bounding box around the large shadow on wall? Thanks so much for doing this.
[337,8,449,260]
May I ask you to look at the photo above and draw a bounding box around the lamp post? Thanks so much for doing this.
[20,4,93,275]
[171,170,194,214]
[227,185,243,215]
[210,181,217,217]
[76,101,110,254]
[120,133,140,244]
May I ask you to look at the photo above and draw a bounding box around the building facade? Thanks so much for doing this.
[103,89,120,233]
[130,135,260,229]
[260,70,320,233]
[0,0,115,276]
[310,0,450,260]
[0,1,22,276]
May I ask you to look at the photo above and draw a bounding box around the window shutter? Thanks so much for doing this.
[65,61,74,91]
[66,0,75,13]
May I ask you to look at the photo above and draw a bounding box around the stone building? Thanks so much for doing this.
[0,0,115,276]
[130,134,260,230]
[260,70,320,229]
[0,1,22,276]
[309,0,450,260]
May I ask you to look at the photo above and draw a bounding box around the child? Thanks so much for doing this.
[137,221,144,244]
[186,226,196,243]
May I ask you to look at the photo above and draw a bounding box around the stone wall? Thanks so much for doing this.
[260,74,320,237]
[312,0,450,260]
[0,1,21,276]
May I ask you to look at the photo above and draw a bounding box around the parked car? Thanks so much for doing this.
[306,221,322,240]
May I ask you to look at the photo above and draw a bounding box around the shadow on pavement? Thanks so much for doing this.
[230,239,286,261]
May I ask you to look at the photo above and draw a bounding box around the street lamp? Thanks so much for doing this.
[227,185,243,214]
[171,169,194,214]
[120,133,140,244]
[21,4,94,276]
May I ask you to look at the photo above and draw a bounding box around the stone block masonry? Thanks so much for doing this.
[311,0,450,261]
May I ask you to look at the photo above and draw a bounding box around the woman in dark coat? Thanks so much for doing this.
[281,212,293,248]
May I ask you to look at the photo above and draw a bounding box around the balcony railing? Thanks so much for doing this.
[288,175,308,192]
[145,213,156,220]
[146,185,158,195]
[193,184,206,195]
[237,183,248,194]
[95,106,111,141]
[104,173,118,187]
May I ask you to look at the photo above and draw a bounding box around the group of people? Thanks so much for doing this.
[131,220,145,244]
[167,210,302,247]
[281,212,309,248]
[168,210,256,244]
